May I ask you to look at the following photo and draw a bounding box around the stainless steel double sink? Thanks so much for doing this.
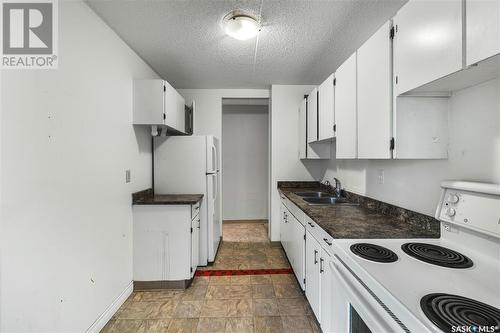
[294,191,358,206]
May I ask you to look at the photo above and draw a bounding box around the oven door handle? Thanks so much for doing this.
[331,256,408,333]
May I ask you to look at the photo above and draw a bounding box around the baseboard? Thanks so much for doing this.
[134,279,192,290]
[223,219,268,224]
[85,281,133,333]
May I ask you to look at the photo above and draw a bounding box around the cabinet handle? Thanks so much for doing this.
[320,258,324,273]
[308,222,315,227]
[323,238,332,246]
[314,250,318,264]
[197,219,200,229]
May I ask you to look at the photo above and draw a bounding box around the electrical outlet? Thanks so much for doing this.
[125,169,131,183]
[377,169,384,184]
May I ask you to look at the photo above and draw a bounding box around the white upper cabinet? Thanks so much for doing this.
[133,79,187,134]
[164,80,186,132]
[133,79,164,126]
[298,98,307,159]
[393,0,463,95]
[335,52,357,159]
[466,0,500,66]
[318,74,335,141]
[357,21,393,159]
[298,96,331,160]
[307,88,318,143]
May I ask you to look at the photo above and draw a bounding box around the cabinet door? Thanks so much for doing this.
[320,250,334,333]
[318,74,335,141]
[191,216,200,277]
[280,204,287,253]
[466,0,500,66]
[335,52,357,159]
[175,93,186,133]
[290,214,306,290]
[305,231,321,322]
[307,88,318,143]
[164,80,184,131]
[298,98,307,159]
[133,79,164,125]
[280,203,292,257]
[393,0,463,95]
[357,21,392,159]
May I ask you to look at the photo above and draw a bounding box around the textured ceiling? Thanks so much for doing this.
[86,0,406,89]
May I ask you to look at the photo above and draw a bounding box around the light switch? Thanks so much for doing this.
[125,169,131,183]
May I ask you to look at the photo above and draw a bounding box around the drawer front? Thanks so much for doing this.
[283,197,305,226]
[305,214,333,254]
[191,202,200,220]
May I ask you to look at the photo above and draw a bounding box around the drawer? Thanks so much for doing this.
[283,197,305,226]
[191,202,200,220]
[304,214,333,254]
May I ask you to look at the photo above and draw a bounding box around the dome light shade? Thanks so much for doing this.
[223,13,260,40]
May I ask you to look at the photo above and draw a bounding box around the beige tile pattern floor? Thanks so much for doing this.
[199,241,290,271]
[101,274,320,333]
[222,222,269,243]
[101,222,318,333]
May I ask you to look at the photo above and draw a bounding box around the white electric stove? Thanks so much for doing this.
[326,181,500,333]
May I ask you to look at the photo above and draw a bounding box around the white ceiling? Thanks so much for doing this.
[86,0,406,89]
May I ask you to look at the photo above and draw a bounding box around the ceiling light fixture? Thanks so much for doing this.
[222,11,261,41]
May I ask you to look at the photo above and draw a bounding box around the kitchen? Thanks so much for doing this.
[0,0,499,333]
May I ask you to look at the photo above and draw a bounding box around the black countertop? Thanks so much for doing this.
[278,181,440,239]
[132,189,203,205]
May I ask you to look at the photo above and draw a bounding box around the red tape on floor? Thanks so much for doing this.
[195,268,293,276]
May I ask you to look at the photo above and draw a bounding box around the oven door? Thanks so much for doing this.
[329,255,408,333]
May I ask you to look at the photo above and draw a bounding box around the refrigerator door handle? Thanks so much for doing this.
[213,174,218,201]
[208,144,217,173]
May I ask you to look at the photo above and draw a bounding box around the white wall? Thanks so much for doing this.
[270,85,327,241]
[179,89,270,140]
[222,105,269,220]
[0,1,158,331]
[322,78,500,216]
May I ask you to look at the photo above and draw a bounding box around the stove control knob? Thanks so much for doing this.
[447,194,459,204]
[446,208,456,217]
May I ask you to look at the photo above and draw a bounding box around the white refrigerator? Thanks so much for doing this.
[153,135,221,266]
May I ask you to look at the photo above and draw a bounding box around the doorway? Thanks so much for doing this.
[221,98,270,242]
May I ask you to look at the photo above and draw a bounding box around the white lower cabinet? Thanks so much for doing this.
[280,200,306,291]
[305,231,322,322]
[133,203,200,282]
[289,212,306,290]
[278,197,345,333]
[191,213,200,274]
[280,202,290,254]
[320,249,334,333]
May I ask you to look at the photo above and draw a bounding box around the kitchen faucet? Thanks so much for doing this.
[334,178,342,198]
